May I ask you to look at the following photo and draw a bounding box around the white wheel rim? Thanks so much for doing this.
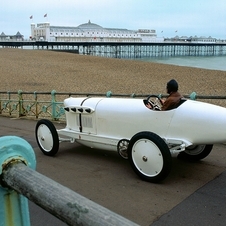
[132,139,163,177]
[37,124,54,152]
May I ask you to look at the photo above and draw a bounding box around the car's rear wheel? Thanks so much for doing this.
[178,144,213,161]
[128,132,172,183]
[35,119,59,156]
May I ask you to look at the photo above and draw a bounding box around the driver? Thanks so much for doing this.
[161,79,183,111]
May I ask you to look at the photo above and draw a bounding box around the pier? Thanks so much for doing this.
[1,41,226,58]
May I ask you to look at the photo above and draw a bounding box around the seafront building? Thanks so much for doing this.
[29,20,163,43]
[165,36,218,43]
[0,31,24,41]
[0,20,224,43]
[1,20,225,58]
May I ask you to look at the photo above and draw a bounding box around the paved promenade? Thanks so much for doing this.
[0,116,226,226]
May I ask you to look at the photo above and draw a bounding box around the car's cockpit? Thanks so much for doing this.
[143,95,187,111]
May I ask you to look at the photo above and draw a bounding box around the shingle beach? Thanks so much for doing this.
[1,48,226,96]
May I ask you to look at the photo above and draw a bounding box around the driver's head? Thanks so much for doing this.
[166,79,178,94]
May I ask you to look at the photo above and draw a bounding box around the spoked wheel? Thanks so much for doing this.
[178,144,213,161]
[117,139,129,160]
[35,119,59,156]
[146,95,163,110]
[128,132,172,183]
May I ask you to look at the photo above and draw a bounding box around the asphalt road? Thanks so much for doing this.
[0,116,226,226]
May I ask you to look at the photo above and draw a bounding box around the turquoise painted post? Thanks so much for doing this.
[106,91,112,97]
[0,136,36,226]
[51,90,57,120]
[7,91,11,116]
[189,92,197,100]
[34,91,38,119]
[18,90,25,117]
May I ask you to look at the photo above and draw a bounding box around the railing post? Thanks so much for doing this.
[0,136,36,226]
[0,92,2,115]
[34,91,38,119]
[18,90,25,117]
[0,136,139,226]
[189,91,197,100]
[7,91,11,116]
[106,91,112,97]
[51,90,57,120]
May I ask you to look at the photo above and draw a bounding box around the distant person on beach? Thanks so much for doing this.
[161,79,183,111]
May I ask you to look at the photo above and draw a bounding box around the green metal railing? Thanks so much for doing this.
[1,90,226,121]
[0,90,67,120]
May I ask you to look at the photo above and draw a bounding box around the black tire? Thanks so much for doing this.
[178,144,213,161]
[128,131,172,183]
[35,119,59,156]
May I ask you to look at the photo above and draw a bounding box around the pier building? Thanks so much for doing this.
[1,20,226,58]
[30,20,164,43]
[0,31,24,41]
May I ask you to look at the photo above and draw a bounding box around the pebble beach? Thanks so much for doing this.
[1,48,226,96]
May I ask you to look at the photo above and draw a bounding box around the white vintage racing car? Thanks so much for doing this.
[35,95,226,182]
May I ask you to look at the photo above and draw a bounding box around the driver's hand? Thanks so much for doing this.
[145,102,152,109]
[161,98,165,104]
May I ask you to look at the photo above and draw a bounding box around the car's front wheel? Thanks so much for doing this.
[128,131,172,183]
[35,119,59,156]
[178,144,213,161]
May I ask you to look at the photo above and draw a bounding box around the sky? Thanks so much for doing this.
[1,0,226,39]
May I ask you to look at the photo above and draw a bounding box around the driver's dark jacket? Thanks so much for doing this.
[162,91,183,111]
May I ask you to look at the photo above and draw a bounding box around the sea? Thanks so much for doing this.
[135,55,226,72]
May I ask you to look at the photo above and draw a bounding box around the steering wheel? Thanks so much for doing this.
[146,95,163,110]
